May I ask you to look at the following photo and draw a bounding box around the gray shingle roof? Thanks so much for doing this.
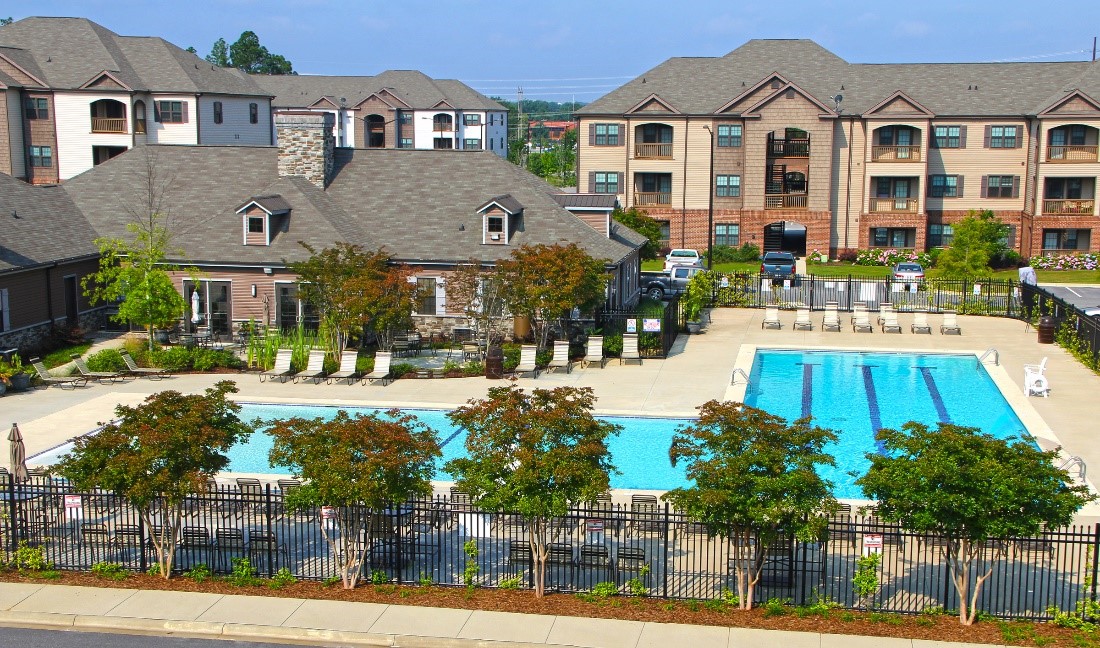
[0,174,99,273]
[239,195,292,214]
[252,70,505,110]
[478,195,524,214]
[553,194,618,209]
[578,39,1099,117]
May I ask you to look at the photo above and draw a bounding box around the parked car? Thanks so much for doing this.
[664,248,702,270]
[1084,307,1100,320]
[759,251,796,278]
[893,262,925,282]
[641,265,704,300]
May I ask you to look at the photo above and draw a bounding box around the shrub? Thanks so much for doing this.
[390,362,417,378]
[185,563,214,583]
[225,557,261,587]
[603,334,623,357]
[501,343,521,371]
[463,360,484,376]
[1031,252,1099,271]
[91,562,129,581]
[708,245,738,264]
[732,243,762,262]
[499,575,523,590]
[835,248,859,263]
[86,349,126,372]
[591,581,619,598]
[854,248,933,267]
[268,567,297,589]
[806,249,829,264]
[356,355,375,374]
[147,346,241,372]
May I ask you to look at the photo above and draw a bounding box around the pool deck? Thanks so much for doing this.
[5,307,1100,519]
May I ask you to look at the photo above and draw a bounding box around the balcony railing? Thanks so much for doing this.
[91,117,127,133]
[871,145,922,162]
[869,197,920,213]
[764,193,808,210]
[1043,199,1095,215]
[634,192,672,206]
[768,138,810,158]
[634,142,673,159]
[433,123,454,132]
[1041,247,1091,254]
[1046,145,1099,163]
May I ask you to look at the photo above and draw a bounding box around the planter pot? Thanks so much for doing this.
[8,372,31,392]
[686,321,703,334]
[154,329,171,344]
[0,381,6,396]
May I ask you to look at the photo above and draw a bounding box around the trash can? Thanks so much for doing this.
[1037,316,1056,344]
[484,345,504,379]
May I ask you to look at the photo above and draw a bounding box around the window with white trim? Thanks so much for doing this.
[929,174,959,198]
[416,278,437,315]
[156,101,184,123]
[715,224,740,246]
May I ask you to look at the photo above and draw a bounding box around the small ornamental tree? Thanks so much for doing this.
[663,402,838,609]
[857,422,1094,626]
[445,385,621,598]
[266,410,440,589]
[446,260,511,345]
[935,210,1009,277]
[612,206,663,260]
[56,381,252,578]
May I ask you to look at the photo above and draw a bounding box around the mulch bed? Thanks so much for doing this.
[0,570,1092,646]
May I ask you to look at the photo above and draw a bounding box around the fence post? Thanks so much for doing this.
[5,471,16,554]
[264,484,274,577]
[662,503,670,598]
[1092,525,1100,604]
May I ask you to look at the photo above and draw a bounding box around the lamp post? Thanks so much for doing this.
[703,125,715,270]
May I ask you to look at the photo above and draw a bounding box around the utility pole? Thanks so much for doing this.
[517,86,528,168]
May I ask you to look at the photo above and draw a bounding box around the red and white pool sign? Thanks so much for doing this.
[863,533,883,555]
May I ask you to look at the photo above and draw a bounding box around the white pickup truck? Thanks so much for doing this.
[664,249,702,270]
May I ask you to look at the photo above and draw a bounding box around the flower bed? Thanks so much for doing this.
[854,249,933,267]
[1031,253,1099,271]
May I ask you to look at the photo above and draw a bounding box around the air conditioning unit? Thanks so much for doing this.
[490,234,500,241]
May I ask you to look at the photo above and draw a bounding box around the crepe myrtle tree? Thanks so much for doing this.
[445,260,511,345]
[857,422,1094,626]
[56,381,253,578]
[662,401,839,609]
[445,385,621,598]
[266,410,440,589]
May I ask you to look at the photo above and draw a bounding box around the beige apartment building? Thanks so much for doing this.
[577,40,1100,257]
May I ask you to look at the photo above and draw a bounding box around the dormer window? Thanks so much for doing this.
[487,216,504,239]
[236,194,291,247]
[477,194,524,245]
[248,217,264,233]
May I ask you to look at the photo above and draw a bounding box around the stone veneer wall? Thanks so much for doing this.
[0,310,107,356]
[275,112,335,188]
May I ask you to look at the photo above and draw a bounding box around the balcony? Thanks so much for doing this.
[1047,145,1099,163]
[765,193,808,210]
[871,145,922,162]
[634,142,673,159]
[91,117,126,134]
[433,123,454,133]
[869,197,919,213]
[768,138,809,158]
[634,192,671,206]
[1043,199,1095,215]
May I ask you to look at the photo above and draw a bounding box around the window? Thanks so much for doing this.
[594,123,620,146]
[1070,125,1086,146]
[656,220,671,245]
[28,145,52,168]
[716,175,741,197]
[249,103,258,124]
[399,138,413,149]
[487,215,504,236]
[416,278,437,315]
[156,101,184,123]
[25,97,48,119]
[929,174,960,198]
[715,224,740,247]
[988,126,1017,148]
[1043,229,1091,251]
[594,172,619,194]
[0,288,7,332]
[464,138,481,150]
[489,139,494,151]
[463,114,481,126]
[985,175,1016,198]
[933,125,961,148]
[213,101,223,124]
[928,224,954,247]
[717,124,742,147]
[399,112,412,125]
[1001,225,1017,249]
[433,137,453,149]
[871,227,915,248]
[248,217,264,233]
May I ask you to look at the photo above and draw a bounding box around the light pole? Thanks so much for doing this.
[703,125,715,269]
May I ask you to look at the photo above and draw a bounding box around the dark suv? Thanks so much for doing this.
[760,252,797,277]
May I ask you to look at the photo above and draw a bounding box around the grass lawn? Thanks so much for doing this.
[41,341,93,368]
[641,259,1100,283]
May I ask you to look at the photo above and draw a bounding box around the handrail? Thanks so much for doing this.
[978,348,999,366]
[731,368,751,386]
[1058,456,1087,481]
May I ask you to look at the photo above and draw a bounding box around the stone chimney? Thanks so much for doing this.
[275,111,335,188]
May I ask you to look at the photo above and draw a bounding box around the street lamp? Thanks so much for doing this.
[703,125,715,270]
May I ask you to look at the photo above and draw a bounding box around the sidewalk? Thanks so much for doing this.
[0,582,1003,647]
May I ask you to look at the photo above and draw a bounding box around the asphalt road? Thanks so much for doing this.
[0,627,321,648]
[1042,285,1100,311]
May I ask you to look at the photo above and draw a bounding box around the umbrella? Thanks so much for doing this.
[8,423,29,484]
[191,289,201,323]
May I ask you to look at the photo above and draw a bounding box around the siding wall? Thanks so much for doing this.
[0,258,99,331]
[1036,118,1100,217]
[925,119,1028,212]
[197,96,272,146]
[53,91,129,180]
[0,90,11,177]
[145,95,198,146]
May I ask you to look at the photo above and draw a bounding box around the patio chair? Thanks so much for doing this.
[878,303,893,325]
[293,349,327,384]
[852,309,874,333]
[258,349,294,383]
[214,527,247,572]
[881,310,902,333]
[29,357,87,389]
[547,340,572,373]
[582,336,605,369]
[911,310,932,334]
[71,354,125,384]
[620,333,641,365]
[940,310,962,335]
[1024,360,1050,398]
[119,350,170,379]
[761,305,782,329]
[615,547,649,590]
[793,306,813,331]
[576,543,613,588]
[851,301,868,324]
[1024,357,1048,376]
[364,352,393,386]
[821,303,841,332]
[512,344,539,377]
[326,350,362,384]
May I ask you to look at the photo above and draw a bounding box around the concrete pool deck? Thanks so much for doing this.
[5,307,1100,519]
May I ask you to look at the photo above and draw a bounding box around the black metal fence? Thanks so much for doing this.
[1021,284,1100,369]
[594,296,681,359]
[3,477,1096,619]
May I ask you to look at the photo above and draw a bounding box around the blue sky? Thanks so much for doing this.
[12,1,1100,102]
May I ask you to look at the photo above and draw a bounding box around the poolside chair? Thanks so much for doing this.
[582,336,605,369]
[1024,357,1048,376]
[852,309,874,333]
[851,301,868,324]
[119,350,170,379]
[620,334,641,365]
[293,349,327,384]
[512,344,539,377]
[911,310,932,334]
[1025,372,1051,398]
[71,354,125,384]
[793,306,813,331]
[258,349,294,383]
[364,352,393,386]
[547,340,572,373]
[940,310,962,335]
[761,305,782,329]
[822,303,841,332]
[881,310,902,334]
[326,350,362,384]
[29,357,87,389]
[878,303,893,325]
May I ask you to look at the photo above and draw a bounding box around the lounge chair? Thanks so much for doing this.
[881,310,902,333]
[71,354,125,384]
[793,306,813,331]
[119,350,170,379]
[851,301,868,324]
[822,302,841,332]
[294,349,327,384]
[582,336,605,369]
[547,340,572,373]
[761,305,782,329]
[1024,357,1048,376]
[29,357,87,389]
[620,334,641,365]
[1025,368,1050,398]
[258,349,294,382]
[878,303,893,325]
[326,350,362,384]
[853,310,874,333]
[512,345,538,377]
[911,310,932,334]
[364,352,393,386]
[940,310,962,335]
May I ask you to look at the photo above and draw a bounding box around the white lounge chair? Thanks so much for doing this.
[512,345,538,377]
[582,336,605,369]
[762,306,782,329]
[793,306,813,331]
[1025,372,1050,398]
[851,301,868,324]
[364,352,393,386]
[881,311,902,333]
[853,310,874,333]
[547,340,572,373]
[327,350,362,384]
[940,311,961,335]
[911,310,932,334]
[294,349,327,384]
[620,334,641,365]
[878,303,893,325]
[822,302,841,332]
[259,349,294,383]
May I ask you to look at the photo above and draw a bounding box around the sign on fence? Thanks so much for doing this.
[64,495,82,520]
[643,318,661,332]
[626,318,637,333]
[863,533,883,555]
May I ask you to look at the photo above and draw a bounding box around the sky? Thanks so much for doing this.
[11,1,1100,103]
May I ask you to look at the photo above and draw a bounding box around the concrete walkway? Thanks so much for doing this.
[0,582,1009,647]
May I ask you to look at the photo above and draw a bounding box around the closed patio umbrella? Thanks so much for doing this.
[8,422,29,484]
[191,289,201,324]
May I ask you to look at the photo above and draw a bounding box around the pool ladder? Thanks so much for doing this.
[730,368,752,386]
[978,348,999,366]
[1059,456,1087,481]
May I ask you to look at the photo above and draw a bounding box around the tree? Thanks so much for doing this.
[663,402,838,609]
[935,210,1009,277]
[495,243,610,349]
[83,148,188,350]
[445,260,511,345]
[227,31,294,74]
[612,206,662,260]
[445,385,621,597]
[205,38,229,66]
[857,422,1093,625]
[267,410,439,589]
[0,18,12,26]
[56,381,252,578]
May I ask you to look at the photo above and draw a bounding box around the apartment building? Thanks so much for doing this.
[252,72,508,157]
[0,17,274,184]
[577,39,1100,257]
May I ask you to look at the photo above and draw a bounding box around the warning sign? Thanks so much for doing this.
[863,533,883,555]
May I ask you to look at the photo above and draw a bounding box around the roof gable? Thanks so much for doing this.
[741,81,836,118]
[477,194,524,215]
[0,50,46,87]
[79,70,132,91]
[714,73,792,115]
[431,99,454,110]
[308,96,341,110]
[864,90,934,117]
[627,93,680,114]
[1038,90,1100,117]
[235,194,291,215]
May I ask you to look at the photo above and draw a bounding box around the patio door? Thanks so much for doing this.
[893,180,910,211]
[183,280,232,337]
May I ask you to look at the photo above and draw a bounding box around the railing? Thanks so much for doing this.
[91,117,126,133]
[764,193,808,209]
[1043,199,1095,215]
[432,122,454,132]
[1047,145,1099,163]
[768,138,809,158]
[869,197,919,213]
[1041,248,1092,254]
[871,145,921,162]
[634,191,671,206]
[1021,283,1100,369]
[634,143,673,159]
[595,296,680,359]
